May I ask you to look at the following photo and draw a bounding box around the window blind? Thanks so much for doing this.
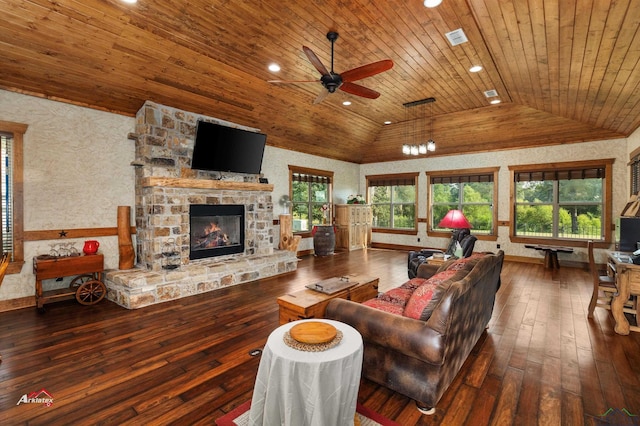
[631,154,640,195]
[513,167,604,182]
[1,133,12,254]
[368,176,416,187]
[292,173,331,184]
[431,173,494,184]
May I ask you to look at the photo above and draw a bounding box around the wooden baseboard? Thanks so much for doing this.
[0,295,34,312]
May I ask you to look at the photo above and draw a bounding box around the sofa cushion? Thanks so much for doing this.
[362,298,405,315]
[403,269,458,320]
[443,252,486,272]
[405,253,489,321]
[379,286,414,306]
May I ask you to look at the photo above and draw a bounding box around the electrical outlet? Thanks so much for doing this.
[497,244,501,249]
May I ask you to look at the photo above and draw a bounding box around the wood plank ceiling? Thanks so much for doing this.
[1,0,638,164]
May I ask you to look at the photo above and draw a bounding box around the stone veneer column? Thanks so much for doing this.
[103,101,297,309]
[133,101,271,270]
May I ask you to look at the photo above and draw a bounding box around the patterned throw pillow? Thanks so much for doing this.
[403,269,459,320]
[362,298,405,315]
[400,277,430,291]
[379,286,414,307]
[445,252,486,271]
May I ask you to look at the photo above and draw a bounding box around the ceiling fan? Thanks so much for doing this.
[269,31,394,104]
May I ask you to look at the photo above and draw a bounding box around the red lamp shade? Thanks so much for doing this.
[437,209,472,229]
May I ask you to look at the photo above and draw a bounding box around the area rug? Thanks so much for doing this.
[215,400,400,426]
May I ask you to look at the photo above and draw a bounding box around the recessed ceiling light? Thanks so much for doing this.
[490,99,501,104]
[384,121,392,125]
[268,63,281,72]
[469,65,483,73]
[121,0,137,4]
[343,101,352,106]
[424,0,442,7]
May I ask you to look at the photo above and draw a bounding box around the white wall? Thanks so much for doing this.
[0,90,136,300]
[361,138,629,264]
[0,88,636,302]
[0,90,361,301]
[261,146,360,252]
[628,126,640,155]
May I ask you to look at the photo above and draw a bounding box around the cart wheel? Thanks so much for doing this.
[75,279,106,305]
[69,274,96,290]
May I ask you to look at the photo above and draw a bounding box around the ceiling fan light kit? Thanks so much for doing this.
[269,31,394,104]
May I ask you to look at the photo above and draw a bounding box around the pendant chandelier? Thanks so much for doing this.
[402,97,436,156]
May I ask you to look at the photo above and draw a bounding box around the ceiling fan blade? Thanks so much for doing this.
[313,89,330,104]
[341,60,394,83]
[339,82,380,99]
[303,46,329,76]
[268,79,320,84]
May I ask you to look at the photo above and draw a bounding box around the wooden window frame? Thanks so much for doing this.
[0,120,25,274]
[508,159,613,247]
[288,165,334,237]
[426,167,499,240]
[366,172,418,235]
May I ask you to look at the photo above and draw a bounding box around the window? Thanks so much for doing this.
[0,120,26,274]
[428,168,498,236]
[509,159,613,244]
[289,166,333,233]
[630,147,640,196]
[367,173,417,232]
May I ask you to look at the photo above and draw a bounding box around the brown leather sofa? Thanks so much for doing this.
[325,250,504,414]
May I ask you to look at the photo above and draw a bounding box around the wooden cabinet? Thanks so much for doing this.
[334,204,372,251]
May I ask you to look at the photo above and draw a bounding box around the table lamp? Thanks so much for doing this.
[437,209,472,256]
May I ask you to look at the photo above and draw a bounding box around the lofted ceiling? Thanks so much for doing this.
[1,0,639,164]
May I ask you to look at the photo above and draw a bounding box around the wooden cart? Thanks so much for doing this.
[33,254,106,311]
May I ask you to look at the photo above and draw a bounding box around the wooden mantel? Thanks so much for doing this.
[141,177,274,192]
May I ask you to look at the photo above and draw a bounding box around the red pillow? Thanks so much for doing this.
[404,269,458,320]
[363,298,405,316]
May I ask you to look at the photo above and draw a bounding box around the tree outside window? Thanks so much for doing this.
[429,168,498,235]
[509,159,613,244]
[515,175,604,239]
[289,166,333,233]
[367,174,417,231]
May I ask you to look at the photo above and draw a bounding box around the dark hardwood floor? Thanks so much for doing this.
[1,249,640,425]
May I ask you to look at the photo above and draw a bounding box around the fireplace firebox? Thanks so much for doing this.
[190,204,245,260]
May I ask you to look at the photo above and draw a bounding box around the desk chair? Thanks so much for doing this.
[586,241,638,322]
[587,241,617,318]
[0,252,9,362]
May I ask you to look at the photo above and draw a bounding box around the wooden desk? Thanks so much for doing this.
[525,244,574,269]
[607,251,640,335]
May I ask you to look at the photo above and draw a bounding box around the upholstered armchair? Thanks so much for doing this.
[407,229,477,278]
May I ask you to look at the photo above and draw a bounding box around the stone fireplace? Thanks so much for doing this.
[189,204,245,260]
[104,101,298,309]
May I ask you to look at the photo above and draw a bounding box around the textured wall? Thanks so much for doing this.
[360,138,630,264]
[0,90,135,300]
[0,87,636,302]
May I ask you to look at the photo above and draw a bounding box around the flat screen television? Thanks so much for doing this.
[191,120,267,174]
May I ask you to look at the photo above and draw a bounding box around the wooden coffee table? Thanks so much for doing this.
[277,274,379,324]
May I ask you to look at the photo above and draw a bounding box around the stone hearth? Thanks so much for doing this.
[103,101,298,309]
